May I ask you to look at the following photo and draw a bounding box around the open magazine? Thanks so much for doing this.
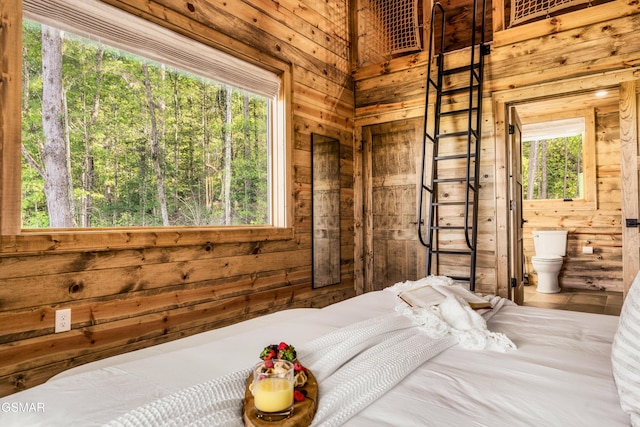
[398,283,492,309]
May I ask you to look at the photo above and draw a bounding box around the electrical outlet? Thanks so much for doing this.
[55,309,71,333]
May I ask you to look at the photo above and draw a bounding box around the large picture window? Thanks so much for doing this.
[22,0,286,229]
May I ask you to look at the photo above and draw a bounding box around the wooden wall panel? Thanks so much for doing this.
[0,0,355,397]
[3,0,640,399]
[353,3,639,297]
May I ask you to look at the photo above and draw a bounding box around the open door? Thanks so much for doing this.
[508,107,525,304]
[620,81,640,295]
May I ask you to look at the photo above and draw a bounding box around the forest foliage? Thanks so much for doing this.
[522,134,583,201]
[21,20,270,228]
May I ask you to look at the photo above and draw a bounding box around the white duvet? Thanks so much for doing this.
[0,288,629,426]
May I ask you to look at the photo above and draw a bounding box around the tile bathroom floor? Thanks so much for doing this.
[523,285,623,316]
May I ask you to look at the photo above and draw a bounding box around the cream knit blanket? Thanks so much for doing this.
[106,280,514,427]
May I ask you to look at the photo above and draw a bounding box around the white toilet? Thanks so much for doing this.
[531,230,568,294]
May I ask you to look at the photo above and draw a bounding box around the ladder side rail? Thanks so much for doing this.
[426,57,445,275]
[418,3,446,250]
[463,0,482,251]
[423,4,446,277]
[468,0,489,290]
[427,47,451,275]
[429,5,448,276]
[474,0,488,200]
[469,0,487,253]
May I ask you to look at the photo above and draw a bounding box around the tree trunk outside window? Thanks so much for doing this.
[41,25,75,227]
[224,86,233,225]
[527,140,538,200]
[142,61,169,226]
[540,139,547,199]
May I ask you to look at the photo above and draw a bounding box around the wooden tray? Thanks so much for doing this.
[243,370,318,427]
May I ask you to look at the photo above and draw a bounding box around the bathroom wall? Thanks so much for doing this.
[523,99,622,292]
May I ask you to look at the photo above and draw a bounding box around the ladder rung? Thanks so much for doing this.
[435,153,476,161]
[433,201,476,207]
[441,85,479,97]
[430,249,472,255]
[441,107,479,117]
[430,226,470,231]
[422,186,478,195]
[432,201,475,206]
[441,63,480,76]
[449,275,471,282]
[436,130,479,139]
[434,177,475,183]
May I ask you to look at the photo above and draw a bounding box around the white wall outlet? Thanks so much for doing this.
[55,308,71,333]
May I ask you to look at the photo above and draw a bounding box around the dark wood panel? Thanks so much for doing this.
[367,119,425,291]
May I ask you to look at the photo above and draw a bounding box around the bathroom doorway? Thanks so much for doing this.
[496,81,628,311]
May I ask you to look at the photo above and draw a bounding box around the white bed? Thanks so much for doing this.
[0,278,635,427]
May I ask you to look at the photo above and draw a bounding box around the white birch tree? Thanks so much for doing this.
[142,61,169,225]
[224,86,233,225]
[41,25,75,227]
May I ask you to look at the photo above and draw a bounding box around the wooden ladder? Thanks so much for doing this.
[417,0,489,291]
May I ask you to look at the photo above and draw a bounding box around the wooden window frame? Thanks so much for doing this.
[0,0,294,253]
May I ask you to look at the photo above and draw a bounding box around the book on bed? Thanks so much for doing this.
[398,284,492,309]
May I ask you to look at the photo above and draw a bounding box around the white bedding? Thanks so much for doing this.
[0,289,629,426]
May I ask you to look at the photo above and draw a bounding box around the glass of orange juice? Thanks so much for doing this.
[252,359,294,421]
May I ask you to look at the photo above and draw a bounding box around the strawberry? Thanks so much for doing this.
[259,345,277,360]
[278,342,289,350]
[262,349,276,360]
[294,390,305,402]
[293,362,306,373]
[263,359,274,369]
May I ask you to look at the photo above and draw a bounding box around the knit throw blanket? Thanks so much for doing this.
[105,278,515,427]
[385,276,517,351]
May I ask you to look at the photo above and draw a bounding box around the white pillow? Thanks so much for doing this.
[612,271,640,426]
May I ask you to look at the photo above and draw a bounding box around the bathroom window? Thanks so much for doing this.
[522,117,584,201]
[521,109,597,210]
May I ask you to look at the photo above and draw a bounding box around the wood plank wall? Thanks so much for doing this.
[354,1,640,296]
[0,0,356,397]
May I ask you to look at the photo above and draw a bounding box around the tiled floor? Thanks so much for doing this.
[523,285,623,316]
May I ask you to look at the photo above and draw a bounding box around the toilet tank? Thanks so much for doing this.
[532,230,568,257]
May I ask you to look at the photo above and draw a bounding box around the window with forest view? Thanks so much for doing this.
[21,12,281,229]
[522,117,585,201]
